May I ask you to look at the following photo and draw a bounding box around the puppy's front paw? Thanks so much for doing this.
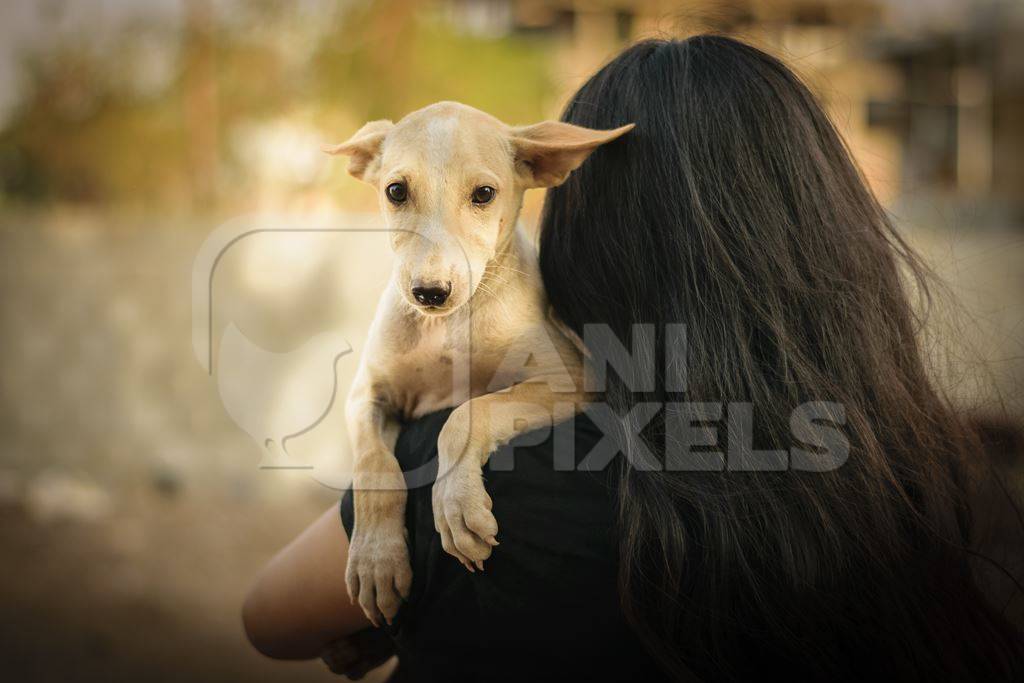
[432,462,499,571]
[345,528,412,627]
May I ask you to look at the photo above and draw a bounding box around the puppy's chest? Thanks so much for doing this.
[381,314,518,420]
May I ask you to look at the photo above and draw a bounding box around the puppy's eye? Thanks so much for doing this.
[386,182,408,204]
[471,186,495,205]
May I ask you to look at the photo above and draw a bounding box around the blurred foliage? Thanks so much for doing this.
[0,0,558,210]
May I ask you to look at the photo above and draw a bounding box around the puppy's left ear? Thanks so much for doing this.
[324,119,394,183]
[510,121,635,188]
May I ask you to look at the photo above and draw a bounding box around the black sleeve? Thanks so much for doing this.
[340,410,668,683]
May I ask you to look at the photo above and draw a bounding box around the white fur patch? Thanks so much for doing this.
[424,116,456,167]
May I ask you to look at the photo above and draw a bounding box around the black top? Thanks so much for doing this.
[340,409,669,683]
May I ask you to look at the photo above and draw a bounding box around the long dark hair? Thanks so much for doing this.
[539,35,1024,681]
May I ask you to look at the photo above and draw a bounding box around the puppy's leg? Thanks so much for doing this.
[345,383,411,626]
[432,381,584,568]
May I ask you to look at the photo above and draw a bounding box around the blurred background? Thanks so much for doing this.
[0,0,1022,680]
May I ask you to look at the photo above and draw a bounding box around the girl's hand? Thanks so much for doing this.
[320,627,395,679]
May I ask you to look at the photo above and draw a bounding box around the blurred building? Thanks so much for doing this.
[446,0,1024,221]
[869,6,1024,222]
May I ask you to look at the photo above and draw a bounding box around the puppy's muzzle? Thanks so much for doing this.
[411,281,451,308]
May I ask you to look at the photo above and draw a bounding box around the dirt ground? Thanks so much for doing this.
[0,488,368,682]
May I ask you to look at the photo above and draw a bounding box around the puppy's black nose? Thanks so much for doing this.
[411,284,450,307]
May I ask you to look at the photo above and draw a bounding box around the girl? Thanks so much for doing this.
[243,36,1024,681]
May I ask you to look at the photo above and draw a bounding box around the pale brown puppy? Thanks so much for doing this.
[326,101,633,625]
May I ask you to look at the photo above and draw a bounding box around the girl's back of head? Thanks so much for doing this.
[540,35,1024,681]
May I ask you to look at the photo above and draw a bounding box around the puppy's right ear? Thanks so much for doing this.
[510,121,634,188]
[323,120,394,183]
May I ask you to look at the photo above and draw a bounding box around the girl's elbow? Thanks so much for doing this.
[241,586,287,659]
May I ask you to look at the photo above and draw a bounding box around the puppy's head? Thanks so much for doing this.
[327,102,633,316]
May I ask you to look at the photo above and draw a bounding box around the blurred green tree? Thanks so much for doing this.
[0,0,557,211]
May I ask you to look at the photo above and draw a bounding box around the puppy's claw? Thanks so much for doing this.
[432,463,499,565]
[345,532,412,628]
[474,559,485,571]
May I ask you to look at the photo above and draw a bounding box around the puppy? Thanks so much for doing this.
[326,101,633,624]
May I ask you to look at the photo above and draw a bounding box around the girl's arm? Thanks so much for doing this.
[242,504,372,659]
